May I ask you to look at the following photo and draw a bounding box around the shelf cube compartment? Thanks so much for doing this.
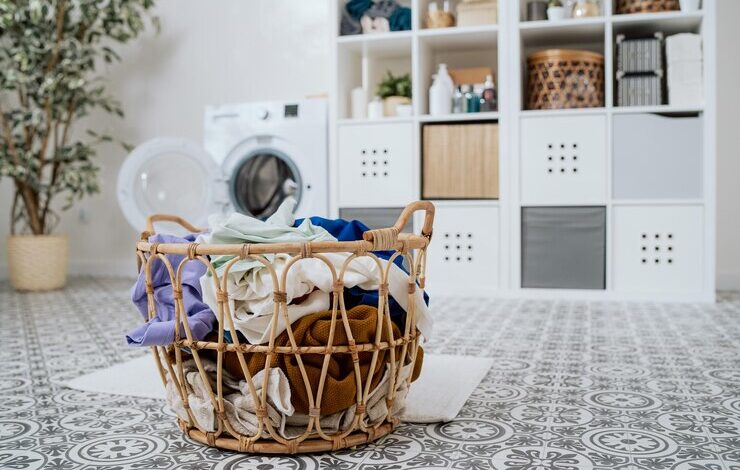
[338,123,416,207]
[612,205,703,293]
[418,203,499,295]
[520,115,607,205]
[613,113,702,200]
[422,122,499,199]
[521,206,606,290]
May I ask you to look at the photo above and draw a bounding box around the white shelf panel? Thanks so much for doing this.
[611,11,703,35]
[611,105,704,115]
[419,112,499,123]
[338,117,414,126]
[424,199,501,207]
[519,17,606,44]
[336,31,412,58]
[520,107,607,117]
[417,25,499,49]
[611,199,704,206]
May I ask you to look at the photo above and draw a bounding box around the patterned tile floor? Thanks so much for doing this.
[1,277,740,469]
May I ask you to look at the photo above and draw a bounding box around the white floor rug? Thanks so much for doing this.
[61,353,492,423]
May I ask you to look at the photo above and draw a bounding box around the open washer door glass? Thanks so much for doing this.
[117,137,219,231]
[230,149,302,220]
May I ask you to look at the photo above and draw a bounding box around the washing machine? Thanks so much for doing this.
[117,99,328,231]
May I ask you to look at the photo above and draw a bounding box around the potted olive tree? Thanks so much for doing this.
[0,0,156,291]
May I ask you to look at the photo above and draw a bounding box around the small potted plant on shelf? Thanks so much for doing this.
[0,0,157,291]
[376,70,412,117]
[547,0,568,20]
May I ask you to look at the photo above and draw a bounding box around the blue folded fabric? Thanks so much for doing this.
[294,217,430,322]
[389,6,411,31]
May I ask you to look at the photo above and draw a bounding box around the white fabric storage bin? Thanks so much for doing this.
[338,123,415,207]
[613,113,702,199]
[520,115,607,205]
[666,33,702,63]
[613,205,704,293]
[416,203,499,295]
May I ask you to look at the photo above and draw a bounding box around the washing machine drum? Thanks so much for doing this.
[230,150,301,220]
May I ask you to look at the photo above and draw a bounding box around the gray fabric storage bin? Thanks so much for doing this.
[339,207,413,233]
[617,72,664,107]
[522,207,606,290]
[616,33,664,74]
[613,113,702,199]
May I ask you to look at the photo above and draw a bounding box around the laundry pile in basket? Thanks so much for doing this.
[127,198,431,438]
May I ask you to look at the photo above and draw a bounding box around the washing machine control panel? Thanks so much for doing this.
[284,104,299,118]
[256,107,270,121]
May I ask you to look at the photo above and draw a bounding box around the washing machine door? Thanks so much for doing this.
[117,137,220,231]
[229,148,302,220]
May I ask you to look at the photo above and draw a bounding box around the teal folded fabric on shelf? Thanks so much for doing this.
[389,6,411,31]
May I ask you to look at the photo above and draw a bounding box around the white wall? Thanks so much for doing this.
[0,0,330,277]
[716,0,740,289]
[1,0,739,289]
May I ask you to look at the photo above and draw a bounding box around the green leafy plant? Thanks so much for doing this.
[376,70,412,99]
[548,0,564,7]
[0,0,158,235]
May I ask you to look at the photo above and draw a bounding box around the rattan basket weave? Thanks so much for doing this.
[134,201,434,454]
[615,0,679,14]
[526,49,605,110]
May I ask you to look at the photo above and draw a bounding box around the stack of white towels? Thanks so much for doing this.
[666,33,703,107]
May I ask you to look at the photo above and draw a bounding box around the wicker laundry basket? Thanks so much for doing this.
[134,201,434,454]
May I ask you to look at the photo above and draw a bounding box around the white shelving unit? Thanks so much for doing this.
[329,0,716,301]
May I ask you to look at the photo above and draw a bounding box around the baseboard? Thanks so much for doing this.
[717,271,740,290]
[0,260,136,281]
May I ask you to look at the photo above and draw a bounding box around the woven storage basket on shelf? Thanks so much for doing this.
[134,201,434,454]
[615,0,679,14]
[526,49,605,110]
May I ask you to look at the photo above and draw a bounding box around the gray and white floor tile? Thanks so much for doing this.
[1,277,740,469]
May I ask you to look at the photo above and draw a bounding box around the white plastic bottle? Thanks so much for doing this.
[436,63,455,95]
[429,73,452,115]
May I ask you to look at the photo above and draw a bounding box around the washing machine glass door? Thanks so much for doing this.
[117,137,219,231]
[230,149,302,220]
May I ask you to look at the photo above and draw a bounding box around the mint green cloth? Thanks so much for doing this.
[201,198,336,279]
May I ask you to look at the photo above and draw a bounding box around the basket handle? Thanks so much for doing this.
[144,214,206,235]
[362,201,435,250]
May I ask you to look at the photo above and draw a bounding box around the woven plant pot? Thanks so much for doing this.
[616,0,679,14]
[526,49,605,110]
[383,96,412,117]
[7,235,68,291]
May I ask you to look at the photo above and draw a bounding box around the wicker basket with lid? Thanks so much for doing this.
[526,49,605,110]
[615,0,679,14]
[134,201,434,454]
